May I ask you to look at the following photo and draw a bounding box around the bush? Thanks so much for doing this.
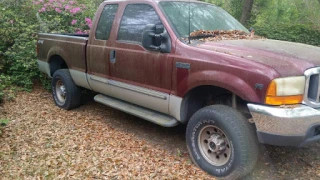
[0,76,7,103]
[253,24,320,46]
[32,0,93,34]
[0,0,97,102]
[0,119,9,126]
[0,118,10,136]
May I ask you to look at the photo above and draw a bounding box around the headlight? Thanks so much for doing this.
[265,76,305,105]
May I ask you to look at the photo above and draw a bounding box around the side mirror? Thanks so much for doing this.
[142,24,171,53]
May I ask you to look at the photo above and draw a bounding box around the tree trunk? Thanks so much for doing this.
[240,0,254,26]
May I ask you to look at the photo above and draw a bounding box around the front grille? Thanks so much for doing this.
[304,67,320,108]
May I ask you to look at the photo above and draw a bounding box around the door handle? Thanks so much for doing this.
[110,50,116,63]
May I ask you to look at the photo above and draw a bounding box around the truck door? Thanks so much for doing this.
[86,3,119,96]
[108,3,174,114]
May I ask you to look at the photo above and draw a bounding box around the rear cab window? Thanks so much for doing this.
[95,4,119,40]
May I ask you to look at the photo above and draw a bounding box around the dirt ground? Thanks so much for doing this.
[0,85,320,179]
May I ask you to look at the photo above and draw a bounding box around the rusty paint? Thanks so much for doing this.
[177,68,189,96]
[197,39,320,77]
[38,33,88,72]
[38,0,320,105]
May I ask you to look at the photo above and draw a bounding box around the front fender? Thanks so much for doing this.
[179,70,261,103]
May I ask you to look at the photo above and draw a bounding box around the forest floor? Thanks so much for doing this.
[0,85,320,179]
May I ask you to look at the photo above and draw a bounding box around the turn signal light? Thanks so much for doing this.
[265,78,304,105]
[265,95,303,105]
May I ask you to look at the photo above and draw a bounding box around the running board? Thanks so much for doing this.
[94,94,179,127]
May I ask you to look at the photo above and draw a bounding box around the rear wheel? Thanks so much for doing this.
[186,105,258,179]
[52,69,81,110]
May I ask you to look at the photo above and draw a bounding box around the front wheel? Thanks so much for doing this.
[186,105,258,179]
[52,69,81,110]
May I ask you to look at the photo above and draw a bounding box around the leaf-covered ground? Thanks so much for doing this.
[0,86,213,179]
[0,85,320,179]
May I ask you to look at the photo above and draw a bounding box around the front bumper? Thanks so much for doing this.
[248,104,320,147]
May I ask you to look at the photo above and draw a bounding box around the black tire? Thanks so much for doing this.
[51,69,81,110]
[186,105,258,179]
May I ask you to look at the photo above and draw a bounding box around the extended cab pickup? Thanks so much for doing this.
[37,0,320,179]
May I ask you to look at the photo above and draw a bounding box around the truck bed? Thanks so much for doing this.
[37,33,88,74]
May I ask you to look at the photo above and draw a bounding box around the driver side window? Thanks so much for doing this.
[117,4,162,44]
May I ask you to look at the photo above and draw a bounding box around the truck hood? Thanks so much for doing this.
[196,39,320,77]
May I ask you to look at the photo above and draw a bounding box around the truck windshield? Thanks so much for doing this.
[159,1,249,39]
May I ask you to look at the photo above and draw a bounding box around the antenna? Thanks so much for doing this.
[188,0,191,44]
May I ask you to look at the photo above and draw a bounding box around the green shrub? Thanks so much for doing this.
[0,0,97,102]
[0,2,40,101]
[0,86,4,103]
[0,119,10,136]
[0,75,11,103]
[0,119,9,126]
[253,24,320,46]
[32,0,93,34]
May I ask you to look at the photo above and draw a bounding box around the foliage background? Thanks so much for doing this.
[0,0,320,102]
[0,0,104,102]
[203,0,320,45]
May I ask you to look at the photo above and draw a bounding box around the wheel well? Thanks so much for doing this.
[49,55,68,76]
[180,86,250,124]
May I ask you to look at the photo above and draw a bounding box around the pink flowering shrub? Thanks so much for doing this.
[32,0,93,34]
[0,0,100,99]
[85,17,92,28]
[71,19,77,25]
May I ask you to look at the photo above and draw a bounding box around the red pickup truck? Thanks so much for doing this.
[37,0,320,179]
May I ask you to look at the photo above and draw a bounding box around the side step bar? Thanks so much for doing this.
[94,94,179,127]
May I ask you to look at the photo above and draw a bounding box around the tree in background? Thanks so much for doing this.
[202,0,320,46]
[203,0,320,28]
[202,0,253,25]
[240,0,254,25]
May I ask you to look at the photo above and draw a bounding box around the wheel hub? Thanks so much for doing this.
[208,134,226,154]
[55,79,66,104]
[209,142,216,150]
[60,86,66,96]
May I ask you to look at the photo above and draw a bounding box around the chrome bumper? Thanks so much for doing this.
[248,104,320,147]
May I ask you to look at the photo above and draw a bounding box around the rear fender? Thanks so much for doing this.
[47,46,70,68]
